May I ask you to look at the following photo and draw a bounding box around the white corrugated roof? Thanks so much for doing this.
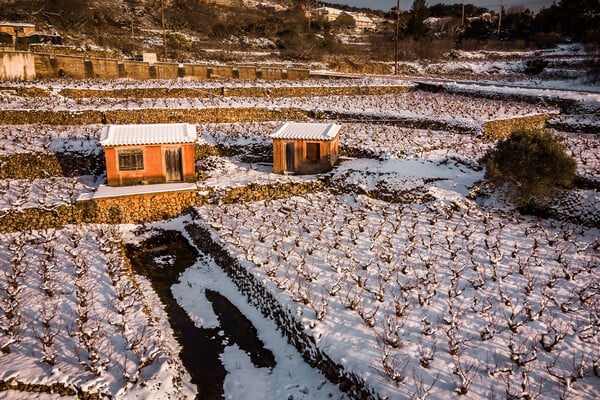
[99,123,197,146]
[270,122,341,141]
[0,22,35,27]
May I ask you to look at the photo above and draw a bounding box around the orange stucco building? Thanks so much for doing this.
[99,123,197,187]
[271,122,341,175]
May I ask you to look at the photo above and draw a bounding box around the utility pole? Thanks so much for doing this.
[394,0,400,75]
[461,1,465,27]
[161,0,167,60]
[307,3,311,34]
[497,0,503,38]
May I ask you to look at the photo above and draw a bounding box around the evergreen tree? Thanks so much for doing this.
[406,0,429,39]
[485,129,577,207]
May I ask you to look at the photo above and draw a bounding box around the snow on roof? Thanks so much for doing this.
[99,123,197,147]
[270,122,341,141]
[0,21,35,28]
[77,182,198,201]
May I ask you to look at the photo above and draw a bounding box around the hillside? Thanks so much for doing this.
[1,0,599,76]
[0,0,340,63]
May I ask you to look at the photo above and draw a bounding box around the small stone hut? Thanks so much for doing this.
[271,122,341,175]
[99,123,197,187]
[0,22,35,49]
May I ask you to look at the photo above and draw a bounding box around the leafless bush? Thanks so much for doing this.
[34,301,59,365]
[508,335,538,367]
[409,369,438,400]
[450,356,478,395]
[539,318,567,352]
[503,370,544,400]
[378,339,409,384]
[418,339,437,368]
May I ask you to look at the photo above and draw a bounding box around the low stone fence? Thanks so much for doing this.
[415,81,582,114]
[482,114,552,139]
[0,152,104,179]
[0,378,104,399]
[185,222,378,400]
[57,85,414,99]
[0,180,325,233]
[32,52,310,81]
[0,107,309,125]
[2,51,311,81]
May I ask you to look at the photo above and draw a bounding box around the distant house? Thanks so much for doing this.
[99,123,197,187]
[310,7,376,32]
[271,122,341,175]
[312,7,345,23]
[0,22,35,49]
[343,12,376,32]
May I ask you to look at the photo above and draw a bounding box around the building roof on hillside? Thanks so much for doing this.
[99,123,197,146]
[270,122,341,141]
[0,22,35,28]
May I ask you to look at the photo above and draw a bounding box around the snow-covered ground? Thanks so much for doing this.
[164,217,348,400]
[0,225,195,399]
[192,156,600,399]
[1,58,598,399]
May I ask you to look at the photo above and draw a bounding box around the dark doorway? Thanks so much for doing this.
[165,148,183,182]
[285,142,295,173]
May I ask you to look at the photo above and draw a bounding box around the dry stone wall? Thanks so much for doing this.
[58,85,413,99]
[483,114,551,139]
[0,152,104,179]
[0,107,310,125]
[185,222,378,400]
[0,181,325,233]
[0,378,104,399]
[30,53,309,81]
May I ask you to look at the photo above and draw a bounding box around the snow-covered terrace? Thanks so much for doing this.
[3,119,588,214]
[0,77,412,91]
[0,91,557,135]
[193,183,600,399]
[0,225,196,398]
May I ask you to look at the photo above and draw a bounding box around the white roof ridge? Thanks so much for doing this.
[99,123,197,147]
[270,122,341,141]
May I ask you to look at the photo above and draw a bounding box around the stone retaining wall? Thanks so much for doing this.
[0,181,325,233]
[58,85,414,99]
[0,152,104,179]
[0,378,105,399]
[31,53,310,81]
[184,222,378,400]
[483,114,551,139]
[0,107,309,125]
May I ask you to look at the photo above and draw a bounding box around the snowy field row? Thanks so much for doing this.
[0,125,100,155]
[0,91,556,126]
[1,122,597,180]
[0,177,97,213]
[0,225,194,398]
[0,77,410,91]
[194,186,600,400]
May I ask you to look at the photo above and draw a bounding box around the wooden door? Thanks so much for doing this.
[165,148,183,182]
[285,142,295,173]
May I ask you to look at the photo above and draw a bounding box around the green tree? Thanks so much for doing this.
[533,0,600,42]
[484,129,577,207]
[406,0,429,39]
